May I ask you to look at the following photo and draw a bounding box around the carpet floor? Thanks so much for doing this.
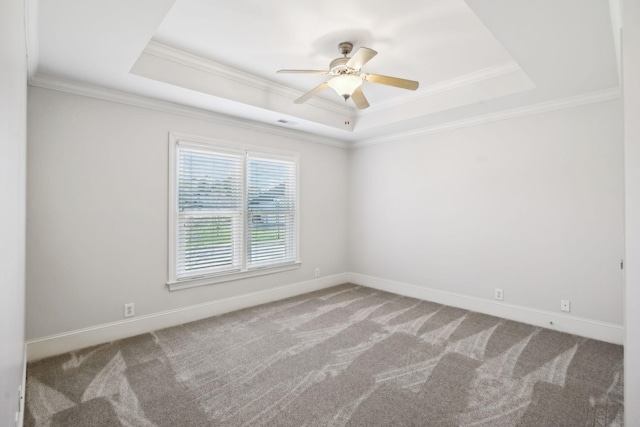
[24,284,624,426]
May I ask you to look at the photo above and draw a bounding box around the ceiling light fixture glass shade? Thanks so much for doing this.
[328,75,363,100]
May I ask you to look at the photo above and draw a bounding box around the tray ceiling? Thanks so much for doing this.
[29,0,620,145]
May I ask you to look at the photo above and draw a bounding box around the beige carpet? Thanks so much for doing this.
[25,284,624,426]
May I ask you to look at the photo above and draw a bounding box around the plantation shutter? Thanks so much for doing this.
[176,146,244,279]
[246,154,297,268]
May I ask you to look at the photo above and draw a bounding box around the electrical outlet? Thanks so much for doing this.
[124,303,135,318]
[561,299,571,312]
[494,288,504,301]
[314,267,320,278]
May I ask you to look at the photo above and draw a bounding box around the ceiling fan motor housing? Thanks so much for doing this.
[329,57,352,75]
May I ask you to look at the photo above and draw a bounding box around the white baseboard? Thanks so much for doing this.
[26,273,349,362]
[26,271,623,363]
[348,273,624,345]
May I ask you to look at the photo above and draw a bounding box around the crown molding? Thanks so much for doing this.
[143,42,524,121]
[28,74,621,152]
[28,73,349,149]
[143,41,355,118]
[608,0,622,83]
[361,61,523,115]
[24,0,39,79]
[351,87,622,149]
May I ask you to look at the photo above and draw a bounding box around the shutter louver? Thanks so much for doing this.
[176,147,243,278]
[247,156,297,268]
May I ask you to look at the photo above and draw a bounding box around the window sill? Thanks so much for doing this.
[166,262,302,292]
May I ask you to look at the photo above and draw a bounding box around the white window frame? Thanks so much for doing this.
[167,132,300,291]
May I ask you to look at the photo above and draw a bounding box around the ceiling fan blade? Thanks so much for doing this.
[277,69,328,74]
[346,47,377,70]
[294,81,330,104]
[350,86,369,110]
[362,73,419,90]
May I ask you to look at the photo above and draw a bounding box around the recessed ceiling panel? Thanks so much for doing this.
[31,0,619,144]
[150,0,527,108]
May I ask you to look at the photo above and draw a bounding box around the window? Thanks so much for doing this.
[168,133,299,290]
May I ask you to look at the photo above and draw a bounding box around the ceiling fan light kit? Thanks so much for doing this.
[328,74,363,100]
[278,41,419,109]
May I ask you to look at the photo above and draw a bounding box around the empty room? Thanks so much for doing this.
[2,0,640,426]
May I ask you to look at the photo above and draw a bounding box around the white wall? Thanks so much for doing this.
[0,0,27,423]
[349,100,624,327]
[26,87,348,340]
[623,0,640,423]
[26,86,626,346]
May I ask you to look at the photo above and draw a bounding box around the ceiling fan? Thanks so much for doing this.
[277,42,419,110]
